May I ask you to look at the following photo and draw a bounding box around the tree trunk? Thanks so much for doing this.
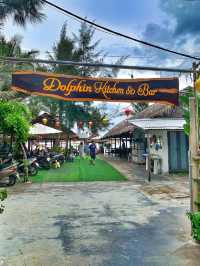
[20,143,29,182]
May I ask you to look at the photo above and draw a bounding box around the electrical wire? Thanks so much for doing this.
[42,0,200,61]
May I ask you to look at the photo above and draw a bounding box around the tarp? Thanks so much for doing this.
[12,71,179,105]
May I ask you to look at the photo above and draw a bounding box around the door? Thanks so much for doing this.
[168,131,189,172]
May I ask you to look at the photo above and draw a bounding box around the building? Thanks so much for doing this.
[130,117,188,173]
[103,104,188,174]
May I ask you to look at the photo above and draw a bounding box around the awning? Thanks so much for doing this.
[130,118,185,130]
[29,123,62,135]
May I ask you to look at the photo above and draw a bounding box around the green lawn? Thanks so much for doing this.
[31,157,127,182]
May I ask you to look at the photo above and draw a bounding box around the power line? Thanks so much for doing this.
[0,56,194,73]
[42,0,200,61]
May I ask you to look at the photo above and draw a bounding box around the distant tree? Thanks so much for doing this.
[29,22,109,140]
[0,34,39,100]
[47,22,80,75]
[0,0,45,99]
[100,56,128,78]
[132,102,148,113]
[180,86,199,136]
[73,21,103,77]
[0,0,45,27]
[26,96,50,119]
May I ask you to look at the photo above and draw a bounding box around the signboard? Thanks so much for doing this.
[12,71,179,105]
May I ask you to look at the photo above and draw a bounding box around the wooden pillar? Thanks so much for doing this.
[147,134,151,182]
[189,62,200,212]
[119,137,122,157]
[189,97,199,212]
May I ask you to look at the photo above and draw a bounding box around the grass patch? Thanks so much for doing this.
[31,157,127,182]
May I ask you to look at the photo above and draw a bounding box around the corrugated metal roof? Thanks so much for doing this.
[130,118,185,130]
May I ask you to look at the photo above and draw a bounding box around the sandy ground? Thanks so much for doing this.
[0,180,198,266]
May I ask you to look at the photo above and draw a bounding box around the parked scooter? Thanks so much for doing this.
[36,154,51,170]
[0,161,19,186]
[17,157,39,177]
[50,152,65,165]
[28,157,39,175]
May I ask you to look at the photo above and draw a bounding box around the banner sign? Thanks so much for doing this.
[12,71,179,105]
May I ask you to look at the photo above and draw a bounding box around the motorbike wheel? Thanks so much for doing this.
[29,166,38,176]
[8,175,17,186]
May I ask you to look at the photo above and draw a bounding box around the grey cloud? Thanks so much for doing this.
[137,23,179,65]
[132,0,200,68]
[160,0,200,36]
[105,1,200,71]
[143,23,173,44]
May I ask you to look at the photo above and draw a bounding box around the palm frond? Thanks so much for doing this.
[0,0,46,27]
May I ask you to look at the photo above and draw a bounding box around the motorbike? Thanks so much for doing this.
[28,157,39,175]
[0,161,19,186]
[36,154,51,170]
[17,157,39,177]
[50,152,65,165]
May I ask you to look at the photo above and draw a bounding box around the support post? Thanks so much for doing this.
[115,138,116,149]
[147,133,151,182]
[189,97,199,212]
[190,61,200,212]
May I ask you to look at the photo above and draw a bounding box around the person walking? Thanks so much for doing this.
[89,141,97,165]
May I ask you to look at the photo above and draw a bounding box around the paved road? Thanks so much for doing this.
[0,182,197,266]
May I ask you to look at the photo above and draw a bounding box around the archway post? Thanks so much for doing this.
[189,62,200,212]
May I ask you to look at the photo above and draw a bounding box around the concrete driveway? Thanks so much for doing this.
[0,182,198,266]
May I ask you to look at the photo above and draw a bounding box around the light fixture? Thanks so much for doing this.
[42,117,48,125]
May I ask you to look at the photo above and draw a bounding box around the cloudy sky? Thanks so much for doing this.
[3,0,198,126]
[4,0,197,78]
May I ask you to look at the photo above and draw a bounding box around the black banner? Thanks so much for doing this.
[12,71,179,105]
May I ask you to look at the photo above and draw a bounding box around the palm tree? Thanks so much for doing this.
[28,22,110,140]
[0,0,45,27]
[0,34,39,100]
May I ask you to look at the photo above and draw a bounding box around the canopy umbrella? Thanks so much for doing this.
[29,123,62,135]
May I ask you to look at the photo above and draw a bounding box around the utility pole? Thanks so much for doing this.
[190,62,200,212]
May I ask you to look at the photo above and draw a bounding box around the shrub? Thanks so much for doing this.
[0,189,8,214]
[187,211,200,241]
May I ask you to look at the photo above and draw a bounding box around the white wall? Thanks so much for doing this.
[149,130,169,174]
